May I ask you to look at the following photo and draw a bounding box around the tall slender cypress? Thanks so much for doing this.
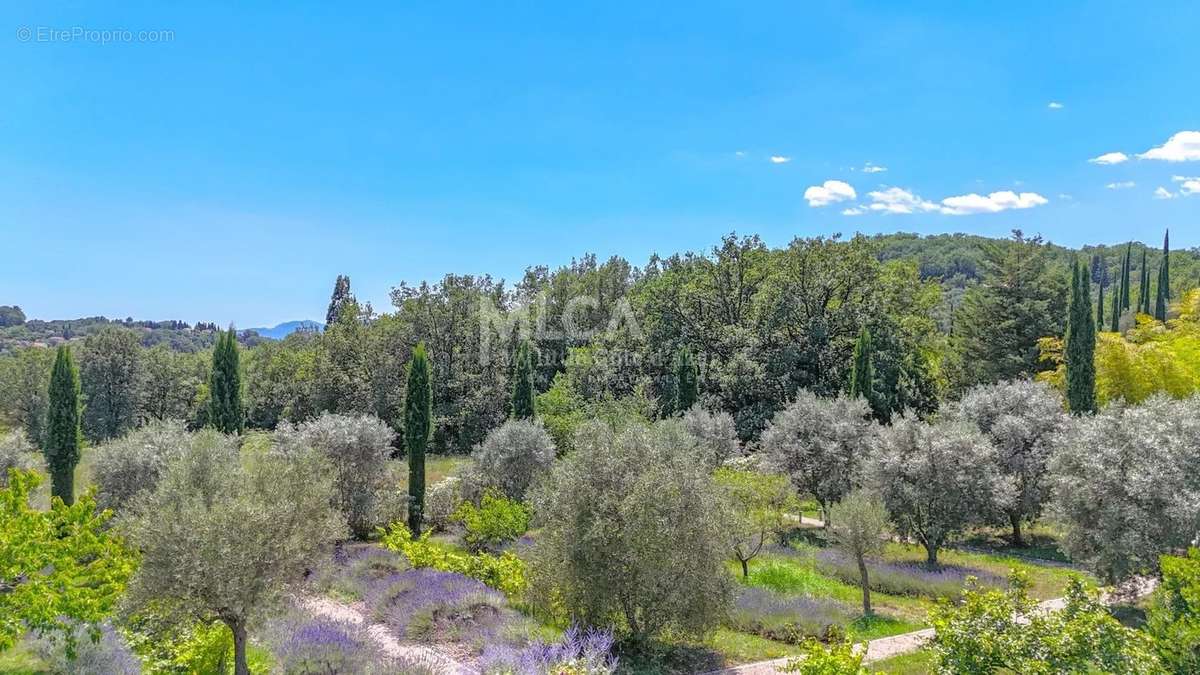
[405,342,432,534]
[1065,261,1097,414]
[1120,243,1132,311]
[510,339,536,420]
[1138,249,1150,314]
[1110,272,1121,332]
[208,328,244,433]
[674,346,699,413]
[849,327,874,403]
[1096,275,1105,329]
[1156,230,1170,321]
[44,345,82,505]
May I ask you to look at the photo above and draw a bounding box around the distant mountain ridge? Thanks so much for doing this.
[248,320,324,340]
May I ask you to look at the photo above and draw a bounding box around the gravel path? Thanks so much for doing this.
[300,595,476,674]
[703,576,1159,675]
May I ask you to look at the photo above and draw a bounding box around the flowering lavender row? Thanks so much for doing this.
[813,548,1003,598]
[267,611,443,675]
[729,586,855,643]
[478,624,619,675]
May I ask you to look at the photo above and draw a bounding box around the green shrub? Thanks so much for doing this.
[380,522,526,598]
[454,491,532,552]
[782,639,867,674]
[1147,547,1200,673]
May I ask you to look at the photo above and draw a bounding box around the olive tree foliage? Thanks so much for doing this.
[715,467,794,578]
[121,430,345,675]
[949,379,1068,546]
[0,429,42,487]
[274,412,395,539]
[530,420,733,644]
[827,490,890,616]
[760,391,876,525]
[0,347,54,445]
[681,404,741,467]
[1050,396,1200,582]
[91,419,190,513]
[470,419,556,502]
[868,418,1009,565]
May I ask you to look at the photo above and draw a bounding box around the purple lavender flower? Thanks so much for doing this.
[813,548,1003,598]
[271,614,392,675]
[479,624,619,675]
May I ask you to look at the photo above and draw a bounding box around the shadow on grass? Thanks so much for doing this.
[615,641,724,675]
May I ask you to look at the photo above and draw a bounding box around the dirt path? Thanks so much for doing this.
[704,576,1159,675]
[300,595,477,674]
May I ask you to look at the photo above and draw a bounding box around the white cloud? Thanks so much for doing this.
[804,180,857,207]
[841,206,866,216]
[862,162,888,173]
[1058,193,1074,201]
[734,150,746,157]
[769,155,791,164]
[865,187,942,214]
[1154,187,1176,200]
[1138,131,1200,162]
[1172,175,1200,195]
[1089,151,1129,165]
[1048,101,1064,109]
[939,191,1049,215]
[1106,181,1136,190]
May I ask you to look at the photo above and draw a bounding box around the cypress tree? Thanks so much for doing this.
[1138,249,1150,314]
[1096,275,1105,329]
[325,275,353,326]
[849,327,874,403]
[1156,230,1170,321]
[1110,272,1121,333]
[510,339,536,420]
[405,342,432,534]
[44,345,82,505]
[1065,261,1097,414]
[1120,243,1132,311]
[674,346,699,413]
[208,328,244,433]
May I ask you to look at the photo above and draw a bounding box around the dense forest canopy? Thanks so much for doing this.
[2,229,1196,453]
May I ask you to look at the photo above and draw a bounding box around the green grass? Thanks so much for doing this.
[879,542,1089,600]
[957,523,1072,563]
[869,648,935,674]
[0,644,47,674]
[705,628,805,661]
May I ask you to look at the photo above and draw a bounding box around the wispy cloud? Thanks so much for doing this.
[1154,187,1176,200]
[862,162,888,173]
[841,206,866,216]
[804,180,856,207]
[939,191,1049,215]
[734,150,746,158]
[1106,181,1136,190]
[1138,131,1200,162]
[769,155,791,164]
[1048,101,1064,109]
[1089,151,1129,165]
[1162,175,1200,197]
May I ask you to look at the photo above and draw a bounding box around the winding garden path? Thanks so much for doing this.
[704,576,1159,675]
[300,595,477,674]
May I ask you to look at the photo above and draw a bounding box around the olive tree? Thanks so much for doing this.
[1050,396,1200,582]
[760,392,876,526]
[121,430,345,675]
[471,419,556,502]
[868,418,1008,565]
[827,490,890,615]
[275,413,394,539]
[715,466,794,578]
[530,420,732,644]
[91,420,190,513]
[951,379,1067,546]
[0,430,42,487]
[681,404,741,467]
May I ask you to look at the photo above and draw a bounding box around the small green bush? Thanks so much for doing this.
[782,639,867,674]
[380,522,526,598]
[454,491,532,552]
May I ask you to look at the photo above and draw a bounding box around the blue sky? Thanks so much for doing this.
[2,2,1198,326]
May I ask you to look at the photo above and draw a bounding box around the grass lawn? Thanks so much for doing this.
[870,648,936,674]
[957,522,1072,563]
[0,644,46,674]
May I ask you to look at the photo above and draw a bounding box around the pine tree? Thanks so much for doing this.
[849,327,874,403]
[1065,261,1097,414]
[208,328,244,433]
[1156,230,1170,322]
[43,346,82,505]
[325,275,353,326]
[405,342,432,534]
[510,339,536,420]
[673,346,699,413]
[1096,275,1105,329]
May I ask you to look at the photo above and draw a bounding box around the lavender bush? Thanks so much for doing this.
[318,545,409,601]
[728,586,855,644]
[479,624,619,675]
[29,622,141,675]
[813,548,1003,599]
[367,568,523,652]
